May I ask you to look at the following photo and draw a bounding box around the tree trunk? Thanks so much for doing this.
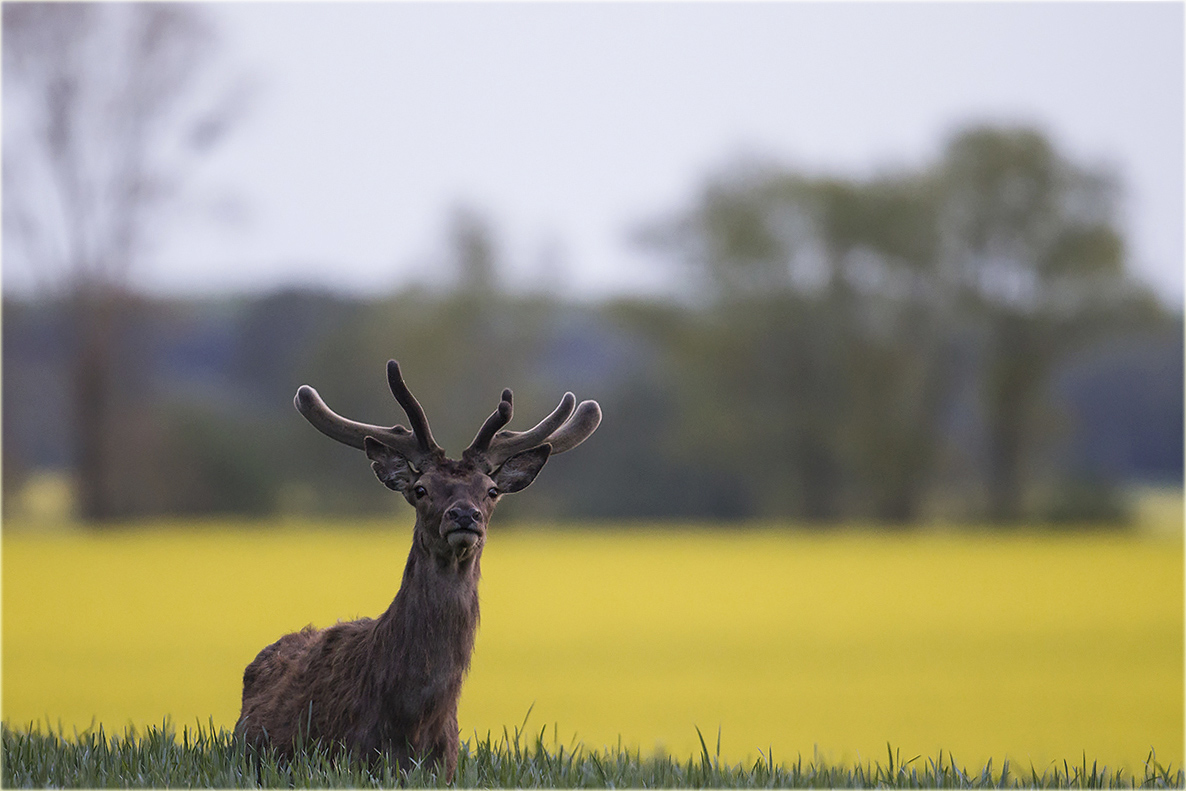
[73,289,117,522]
[982,314,1048,523]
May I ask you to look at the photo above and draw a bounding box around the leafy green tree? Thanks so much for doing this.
[640,164,959,521]
[935,127,1158,520]
[640,124,1161,523]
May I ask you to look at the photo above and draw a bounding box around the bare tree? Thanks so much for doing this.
[3,3,241,521]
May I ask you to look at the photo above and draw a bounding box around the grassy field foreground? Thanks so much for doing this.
[2,519,1182,776]
[4,720,1184,788]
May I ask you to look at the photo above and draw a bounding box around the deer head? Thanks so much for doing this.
[294,360,600,559]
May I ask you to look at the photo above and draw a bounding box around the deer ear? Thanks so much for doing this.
[364,436,419,492]
[491,445,551,494]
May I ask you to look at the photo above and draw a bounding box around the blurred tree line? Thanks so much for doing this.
[635,127,1180,523]
[3,4,1179,527]
[3,126,1182,526]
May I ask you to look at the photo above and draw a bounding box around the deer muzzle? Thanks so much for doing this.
[443,505,484,549]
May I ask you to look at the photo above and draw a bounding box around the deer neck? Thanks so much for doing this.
[371,522,483,694]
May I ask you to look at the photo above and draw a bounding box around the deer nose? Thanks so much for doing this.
[444,505,482,529]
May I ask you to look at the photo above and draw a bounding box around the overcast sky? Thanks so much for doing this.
[6,2,1185,305]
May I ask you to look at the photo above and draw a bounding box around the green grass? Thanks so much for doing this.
[3,721,1182,788]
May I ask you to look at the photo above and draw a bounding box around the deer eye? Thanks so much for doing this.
[487,487,499,499]
[413,485,428,498]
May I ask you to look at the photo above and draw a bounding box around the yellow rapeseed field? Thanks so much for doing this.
[2,518,1181,772]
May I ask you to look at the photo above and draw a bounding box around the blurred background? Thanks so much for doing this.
[3,3,1183,771]
[2,1,1182,527]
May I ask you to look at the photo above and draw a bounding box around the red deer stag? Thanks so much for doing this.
[234,360,600,778]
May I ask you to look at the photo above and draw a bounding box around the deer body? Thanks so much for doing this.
[236,514,481,773]
[234,362,600,779]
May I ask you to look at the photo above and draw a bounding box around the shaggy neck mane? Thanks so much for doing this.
[369,525,482,717]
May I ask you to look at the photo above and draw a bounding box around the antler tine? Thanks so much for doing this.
[544,399,602,454]
[386,360,441,454]
[294,384,422,456]
[467,389,514,454]
[482,392,585,466]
